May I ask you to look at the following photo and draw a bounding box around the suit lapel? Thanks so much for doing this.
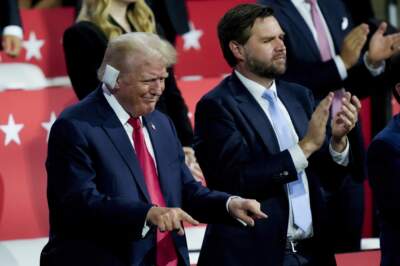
[95,88,151,202]
[277,0,321,59]
[229,75,280,154]
[276,83,308,139]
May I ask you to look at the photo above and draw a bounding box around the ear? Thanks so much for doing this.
[229,40,245,62]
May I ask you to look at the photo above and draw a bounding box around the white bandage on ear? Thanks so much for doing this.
[102,64,120,90]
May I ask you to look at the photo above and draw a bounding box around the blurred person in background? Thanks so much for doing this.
[63,0,203,181]
[367,58,400,266]
[145,0,190,45]
[1,0,23,57]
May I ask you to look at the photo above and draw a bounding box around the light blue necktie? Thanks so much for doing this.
[262,89,312,233]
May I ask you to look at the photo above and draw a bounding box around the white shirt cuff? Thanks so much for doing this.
[141,220,151,238]
[2,25,23,39]
[363,52,385,76]
[329,137,350,166]
[288,145,309,172]
[333,55,348,80]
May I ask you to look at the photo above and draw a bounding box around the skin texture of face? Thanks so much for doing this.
[234,16,287,86]
[114,57,168,117]
[243,16,286,78]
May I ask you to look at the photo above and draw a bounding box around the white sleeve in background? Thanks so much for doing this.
[363,52,385,76]
[333,55,348,80]
[2,25,23,39]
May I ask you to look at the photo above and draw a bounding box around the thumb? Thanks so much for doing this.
[377,22,387,35]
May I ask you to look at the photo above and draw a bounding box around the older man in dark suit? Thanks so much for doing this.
[194,4,361,266]
[40,32,266,266]
[0,0,23,57]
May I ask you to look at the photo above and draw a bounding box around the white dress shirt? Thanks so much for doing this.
[235,70,349,240]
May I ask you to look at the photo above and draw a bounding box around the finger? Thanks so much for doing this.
[172,216,185,236]
[339,104,357,124]
[178,210,200,226]
[235,211,256,227]
[376,22,387,35]
[350,95,362,111]
[338,113,354,129]
[245,200,268,219]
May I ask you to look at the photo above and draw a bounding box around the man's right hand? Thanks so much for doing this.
[340,24,369,69]
[146,207,200,236]
[299,92,333,158]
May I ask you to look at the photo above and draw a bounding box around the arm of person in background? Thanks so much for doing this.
[63,22,106,99]
[1,0,23,57]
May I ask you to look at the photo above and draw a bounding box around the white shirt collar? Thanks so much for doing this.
[102,84,135,125]
[234,70,277,98]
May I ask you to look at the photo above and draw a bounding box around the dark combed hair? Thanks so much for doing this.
[217,3,274,67]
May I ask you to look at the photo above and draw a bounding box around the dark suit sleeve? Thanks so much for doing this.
[63,23,104,100]
[162,115,232,223]
[367,139,400,224]
[0,0,22,30]
[46,118,152,239]
[194,97,299,198]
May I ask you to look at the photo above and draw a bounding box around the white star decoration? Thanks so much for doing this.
[0,114,24,146]
[23,31,45,60]
[41,112,57,142]
[182,22,203,51]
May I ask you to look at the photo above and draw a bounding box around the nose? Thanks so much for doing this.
[150,78,164,95]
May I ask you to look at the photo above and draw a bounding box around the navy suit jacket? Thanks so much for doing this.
[259,0,368,184]
[367,114,400,266]
[194,73,348,266]
[260,0,378,99]
[0,0,21,33]
[40,88,231,266]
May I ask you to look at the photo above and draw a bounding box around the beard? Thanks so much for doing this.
[245,53,286,79]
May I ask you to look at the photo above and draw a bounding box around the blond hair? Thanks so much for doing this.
[98,32,176,79]
[77,0,156,39]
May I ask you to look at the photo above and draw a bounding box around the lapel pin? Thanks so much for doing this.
[151,123,156,130]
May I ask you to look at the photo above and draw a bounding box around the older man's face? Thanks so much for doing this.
[115,60,168,117]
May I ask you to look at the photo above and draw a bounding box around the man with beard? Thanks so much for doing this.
[194,4,361,266]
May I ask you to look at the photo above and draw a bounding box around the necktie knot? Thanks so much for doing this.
[128,117,141,130]
[306,0,317,6]
[262,89,277,105]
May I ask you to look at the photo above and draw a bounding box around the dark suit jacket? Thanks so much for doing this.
[40,87,231,266]
[63,20,194,146]
[145,0,190,43]
[260,0,379,99]
[0,0,21,34]
[367,114,400,266]
[194,73,348,266]
[259,0,369,185]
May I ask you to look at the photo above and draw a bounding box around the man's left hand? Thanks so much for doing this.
[331,92,361,151]
[228,197,268,226]
[367,22,400,66]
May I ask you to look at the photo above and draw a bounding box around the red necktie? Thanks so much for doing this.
[128,117,178,266]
